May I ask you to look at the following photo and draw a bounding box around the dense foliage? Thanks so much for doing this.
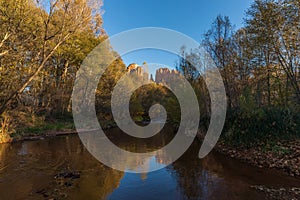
[177,0,300,145]
[0,0,125,142]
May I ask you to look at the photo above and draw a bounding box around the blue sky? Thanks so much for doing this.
[102,0,253,75]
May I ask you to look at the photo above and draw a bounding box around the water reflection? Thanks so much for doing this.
[0,136,124,200]
[0,143,9,172]
[0,126,299,200]
[79,123,178,173]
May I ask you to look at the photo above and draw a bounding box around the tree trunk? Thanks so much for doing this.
[0,35,70,115]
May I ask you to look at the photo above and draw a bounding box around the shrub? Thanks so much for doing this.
[222,107,300,147]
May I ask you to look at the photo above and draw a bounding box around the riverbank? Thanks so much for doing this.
[0,120,118,144]
[197,133,300,178]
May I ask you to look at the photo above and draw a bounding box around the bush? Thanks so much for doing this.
[222,107,300,147]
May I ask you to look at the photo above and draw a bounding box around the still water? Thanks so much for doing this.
[0,126,299,200]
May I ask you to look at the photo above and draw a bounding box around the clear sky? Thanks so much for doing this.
[102,0,253,75]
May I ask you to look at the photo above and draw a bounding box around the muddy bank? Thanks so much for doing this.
[197,133,300,177]
[14,130,78,142]
[0,120,119,144]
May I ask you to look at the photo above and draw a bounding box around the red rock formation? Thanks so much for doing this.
[155,68,180,84]
[126,63,149,81]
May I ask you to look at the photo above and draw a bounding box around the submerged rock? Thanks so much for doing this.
[54,171,81,179]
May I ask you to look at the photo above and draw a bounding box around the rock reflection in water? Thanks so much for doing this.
[79,123,175,173]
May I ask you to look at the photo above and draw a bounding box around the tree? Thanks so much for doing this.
[0,33,9,57]
[0,0,104,115]
[0,0,121,140]
[202,15,238,109]
[245,0,300,105]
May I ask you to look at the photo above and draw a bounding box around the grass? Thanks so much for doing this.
[13,121,75,137]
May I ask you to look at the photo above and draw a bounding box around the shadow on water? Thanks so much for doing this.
[0,125,299,200]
